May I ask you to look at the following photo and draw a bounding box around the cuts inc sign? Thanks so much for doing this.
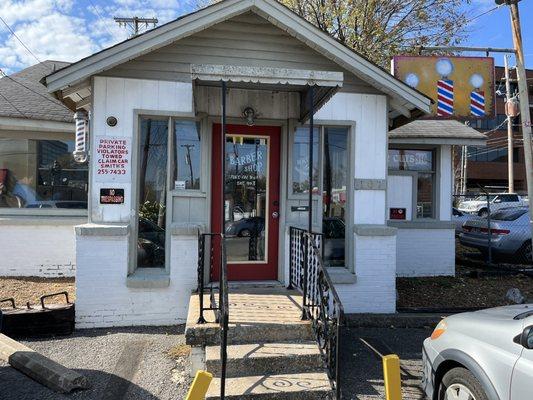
[95,136,131,183]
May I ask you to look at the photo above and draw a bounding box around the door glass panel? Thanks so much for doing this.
[323,127,348,267]
[224,135,268,263]
[137,118,168,269]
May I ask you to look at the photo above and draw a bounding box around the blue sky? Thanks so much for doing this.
[0,0,532,75]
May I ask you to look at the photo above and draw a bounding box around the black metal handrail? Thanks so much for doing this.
[197,231,229,399]
[288,226,345,399]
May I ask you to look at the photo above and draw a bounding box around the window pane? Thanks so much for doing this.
[292,127,319,194]
[388,149,433,171]
[0,138,88,209]
[417,173,434,218]
[174,120,201,190]
[323,127,348,267]
[138,118,168,269]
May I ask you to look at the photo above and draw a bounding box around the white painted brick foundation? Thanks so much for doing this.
[335,234,397,314]
[75,231,197,328]
[396,228,455,277]
[0,222,77,277]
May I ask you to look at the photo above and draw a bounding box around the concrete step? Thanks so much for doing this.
[205,371,333,399]
[187,321,313,346]
[206,341,323,377]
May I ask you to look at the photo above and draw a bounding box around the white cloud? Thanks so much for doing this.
[0,0,197,73]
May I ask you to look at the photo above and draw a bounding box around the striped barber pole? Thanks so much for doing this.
[437,79,454,116]
[470,91,485,117]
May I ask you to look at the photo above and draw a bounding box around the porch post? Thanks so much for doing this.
[302,85,315,320]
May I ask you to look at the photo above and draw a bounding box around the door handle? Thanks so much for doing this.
[272,212,279,219]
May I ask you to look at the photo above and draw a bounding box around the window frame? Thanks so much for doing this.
[288,122,355,272]
[0,132,88,218]
[130,112,204,274]
[387,146,439,221]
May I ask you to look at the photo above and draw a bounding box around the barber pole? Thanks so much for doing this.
[437,79,454,116]
[470,90,485,117]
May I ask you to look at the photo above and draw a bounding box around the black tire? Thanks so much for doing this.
[438,367,488,400]
[239,228,251,237]
[516,241,533,264]
[478,209,489,218]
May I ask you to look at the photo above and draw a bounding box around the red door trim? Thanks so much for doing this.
[211,123,281,281]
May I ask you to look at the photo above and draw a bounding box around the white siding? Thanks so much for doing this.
[387,175,413,220]
[439,145,453,221]
[90,76,193,223]
[102,12,377,94]
[0,222,77,277]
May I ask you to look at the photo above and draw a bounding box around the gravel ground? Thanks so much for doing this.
[341,327,432,399]
[0,325,192,400]
[0,277,75,306]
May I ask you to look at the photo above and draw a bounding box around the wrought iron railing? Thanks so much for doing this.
[197,231,229,399]
[288,226,345,399]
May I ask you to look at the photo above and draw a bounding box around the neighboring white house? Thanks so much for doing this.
[0,61,84,278]
[0,0,487,327]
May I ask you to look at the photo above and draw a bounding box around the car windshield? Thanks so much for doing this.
[473,195,496,202]
[491,209,528,221]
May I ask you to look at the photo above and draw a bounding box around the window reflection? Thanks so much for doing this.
[174,121,201,190]
[292,127,319,194]
[224,136,267,262]
[323,127,348,267]
[137,118,168,268]
[0,138,88,209]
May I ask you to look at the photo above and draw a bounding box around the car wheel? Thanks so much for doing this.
[239,228,251,237]
[478,209,488,218]
[438,367,488,400]
[516,241,533,264]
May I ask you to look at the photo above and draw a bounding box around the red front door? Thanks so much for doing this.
[211,124,281,281]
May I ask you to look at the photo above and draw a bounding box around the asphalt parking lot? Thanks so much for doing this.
[341,327,433,399]
[0,326,191,400]
[0,325,432,399]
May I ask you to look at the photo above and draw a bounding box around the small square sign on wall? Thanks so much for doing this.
[100,188,125,204]
[390,208,406,220]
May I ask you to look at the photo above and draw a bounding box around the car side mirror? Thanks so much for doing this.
[516,326,533,349]
[494,198,502,203]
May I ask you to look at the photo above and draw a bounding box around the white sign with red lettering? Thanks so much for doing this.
[95,136,131,182]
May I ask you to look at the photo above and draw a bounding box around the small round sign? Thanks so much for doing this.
[106,116,118,127]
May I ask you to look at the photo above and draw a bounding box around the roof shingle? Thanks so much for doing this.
[0,61,73,123]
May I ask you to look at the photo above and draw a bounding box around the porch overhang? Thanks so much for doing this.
[191,64,343,122]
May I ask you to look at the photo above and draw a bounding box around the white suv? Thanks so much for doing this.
[422,305,533,400]
[457,194,526,217]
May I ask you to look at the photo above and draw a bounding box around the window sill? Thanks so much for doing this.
[327,268,357,284]
[387,220,455,230]
[126,269,170,288]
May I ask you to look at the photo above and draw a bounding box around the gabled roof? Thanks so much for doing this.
[389,119,487,146]
[45,0,431,115]
[0,61,72,123]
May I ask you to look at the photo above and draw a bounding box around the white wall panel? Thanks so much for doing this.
[387,175,413,220]
[439,145,453,221]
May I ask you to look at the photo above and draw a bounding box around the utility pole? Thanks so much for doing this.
[114,17,158,37]
[504,54,515,193]
[497,0,533,239]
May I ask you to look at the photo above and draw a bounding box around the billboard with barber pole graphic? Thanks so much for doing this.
[392,55,495,119]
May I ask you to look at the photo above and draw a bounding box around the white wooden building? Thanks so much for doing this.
[40,0,442,328]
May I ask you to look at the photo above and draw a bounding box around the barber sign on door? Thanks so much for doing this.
[95,136,131,183]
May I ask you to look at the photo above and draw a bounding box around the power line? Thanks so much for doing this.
[87,0,115,37]
[0,90,29,119]
[0,15,42,66]
[0,68,66,109]
[465,5,503,25]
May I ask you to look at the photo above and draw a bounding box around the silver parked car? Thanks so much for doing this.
[422,305,533,400]
[459,207,532,263]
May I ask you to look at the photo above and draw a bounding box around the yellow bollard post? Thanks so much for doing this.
[382,354,402,400]
[185,370,213,400]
